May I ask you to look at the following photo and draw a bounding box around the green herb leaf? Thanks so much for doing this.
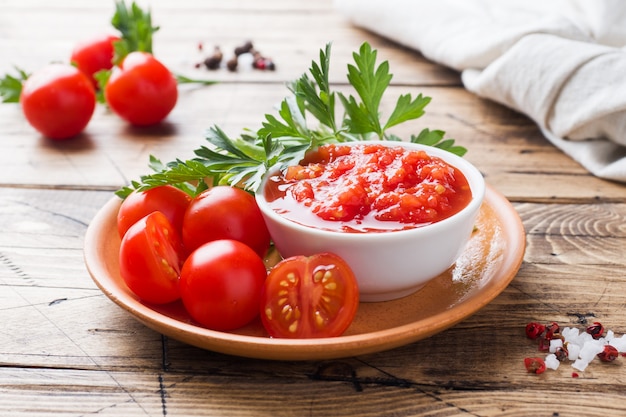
[290,44,336,132]
[111,0,159,64]
[175,74,219,86]
[384,93,430,130]
[410,128,467,156]
[93,69,112,104]
[0,67,29,103]
[338,43,390,138]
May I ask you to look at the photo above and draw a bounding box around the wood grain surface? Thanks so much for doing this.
[1,1,625,416]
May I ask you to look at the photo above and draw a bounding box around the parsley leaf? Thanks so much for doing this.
[410,128,467,156]
[117,42,466,198]
[291,44,337,132]
[339,42,390,138]
[0,67,29,103]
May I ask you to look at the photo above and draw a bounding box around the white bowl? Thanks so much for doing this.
[255,141,486,302]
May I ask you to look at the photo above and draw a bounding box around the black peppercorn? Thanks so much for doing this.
[234,41,254,56]
[226,56,238,72]
[203,46,223,70]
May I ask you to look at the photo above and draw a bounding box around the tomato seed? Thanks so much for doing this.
[288,321,298,333]
[325,282,337,290]
[315,312,325,327]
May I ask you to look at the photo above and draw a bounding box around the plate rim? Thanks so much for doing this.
[83,184,525,360]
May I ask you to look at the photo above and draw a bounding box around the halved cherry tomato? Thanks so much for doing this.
[260,253,359,338]
[70,34,120,89]
[104,51,177,126]
[119,211,185,304]
[20,64,96,140]
[182,186,271,257]
[117,185,192,238]
[180,239,267,331]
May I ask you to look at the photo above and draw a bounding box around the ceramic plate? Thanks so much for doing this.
[84,185,525,361]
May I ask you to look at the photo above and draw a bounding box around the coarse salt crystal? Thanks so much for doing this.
[545,353,560,370]
[568,343,581,361]
[549,338,563,353]
[572,358,590,372]
[562,327,579,342]
[579,340,604,362]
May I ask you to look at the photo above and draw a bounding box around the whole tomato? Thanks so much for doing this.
[117,185,192,238]
[182,186,272,257]
[180,239,267,331]
[20,64,96,140]
[104,51,178,126]
[70,34,120,89]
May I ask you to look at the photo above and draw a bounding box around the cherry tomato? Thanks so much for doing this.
[117,185,192,238]
[180,239,267,331]
[104,51,178,126]
[260,253,359,338]
[20,64,96,140]
[182,186,271,257]
[119,211,185,304]
[70,34,120,89]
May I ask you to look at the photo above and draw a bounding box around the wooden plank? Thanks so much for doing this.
[0,0,460,86]
[1,83,623,202]
[2,361,626,416]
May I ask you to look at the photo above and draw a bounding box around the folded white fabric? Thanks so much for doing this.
[335,0,626,182]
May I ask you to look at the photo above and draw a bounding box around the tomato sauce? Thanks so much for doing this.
[263,143,472,233]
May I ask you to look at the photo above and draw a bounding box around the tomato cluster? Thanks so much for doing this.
[20,33,177,140]
[117,185,360,338]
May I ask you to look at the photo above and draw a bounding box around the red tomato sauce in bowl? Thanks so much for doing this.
[263,143,472,233]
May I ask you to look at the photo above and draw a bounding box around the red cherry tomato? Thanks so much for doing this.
[117,185,192,238]
[119,211,186,304]
[20,64,96,140]
[260,253,359,338]
[70,34,120,89]
[182,186,271,257]
[104,51,178,126]
[180,239,267,331]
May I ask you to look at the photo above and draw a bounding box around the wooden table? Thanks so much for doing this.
[2,1,626,416]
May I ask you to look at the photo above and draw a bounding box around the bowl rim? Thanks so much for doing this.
[255,140,486,240]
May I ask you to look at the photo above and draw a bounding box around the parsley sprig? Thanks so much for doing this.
[116,42,466,198]
[110,0,158,65]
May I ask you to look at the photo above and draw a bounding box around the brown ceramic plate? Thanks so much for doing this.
[84,184,525,361]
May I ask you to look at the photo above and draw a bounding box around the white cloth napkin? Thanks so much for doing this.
[335,0,626,183]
